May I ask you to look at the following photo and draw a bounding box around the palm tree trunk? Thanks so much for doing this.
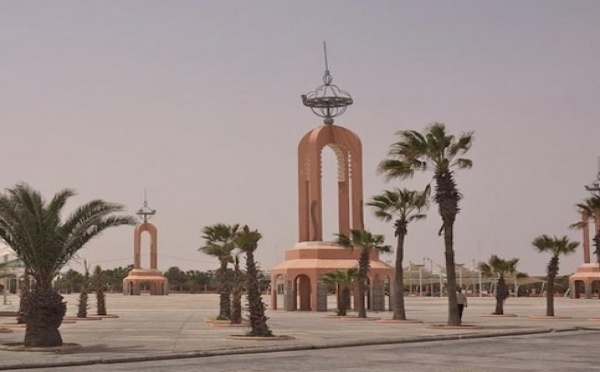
[218,260,231,320]
[23,290,66,347]
[230,258,242,324]
[546,257,559,317]
[444,222,461,326]
[245,250,272,337]
[340,286,350,316]
[495,278,506,315]
[358,250,370,318]
[96,289,107,316]
[393,232,407,320]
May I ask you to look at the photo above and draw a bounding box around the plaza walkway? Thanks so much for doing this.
[0,293,599,370]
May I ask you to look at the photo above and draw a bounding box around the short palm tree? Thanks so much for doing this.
[321,268,357,316]
[336,229,391,318]
[93,265,107,316]
[368,188,428,320]
[478,255,518,315]
[234,225,272,337]
[199,223,239,320]
[77,261,90,318]
[532,235,579,316]
[0,183,134,347]
[378,123,474,326]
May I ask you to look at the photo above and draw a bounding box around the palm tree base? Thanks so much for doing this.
[528,315,572,319]
[376,319,422,323]
[23,291,66,347]
[94,314,119,319]
[339,316,381,321]
[229,334,294,340]
[0,342,82,353]
[426,324,483,330]
[64,316,102,321]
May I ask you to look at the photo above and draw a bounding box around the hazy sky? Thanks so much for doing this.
[1,1,599,276]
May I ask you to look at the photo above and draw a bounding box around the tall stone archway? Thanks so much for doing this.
[123,200,169,296]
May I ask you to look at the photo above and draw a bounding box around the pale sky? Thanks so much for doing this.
[0,1,599,276]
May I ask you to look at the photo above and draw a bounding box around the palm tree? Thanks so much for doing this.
[199,223,239,320]
[336,229,391,318]
[572,195,600,261]
[532,235,579,316]
[368,188,429,320]
[378,123,474,326]
[234,225,272,337]
[230,253,244,325]
[478,255,519,315]
[0,183,134,347]
[321,268,357,316]
[93,265,107,316]
[77,261,90,318]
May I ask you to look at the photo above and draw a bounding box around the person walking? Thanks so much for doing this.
[456,287,468,321]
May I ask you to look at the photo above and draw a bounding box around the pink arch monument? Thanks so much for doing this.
[123,199,169,295]
[270,52,393,311]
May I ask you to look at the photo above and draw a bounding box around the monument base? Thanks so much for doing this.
[123,269,169,296]
[269,242,394,312]
[569,263,600,299]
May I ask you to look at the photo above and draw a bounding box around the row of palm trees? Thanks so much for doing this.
[0,123,594,347]
[199,223,272,337]
[319,123,591,324]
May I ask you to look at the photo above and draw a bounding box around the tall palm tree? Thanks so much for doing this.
[336,229,391,318]
[0,183,134,347]
[378,123,474,326]
[321,268,357,316]
[234,225,272,337]
[478,255,519,315]
[230,253,244,325]
[368,188,428,320]
[572,195,600,261]
[532,235,579,316]
[199,223,239,320]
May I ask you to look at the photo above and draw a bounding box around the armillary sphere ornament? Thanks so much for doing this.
[301,42,353,125]
[136,190,156,223]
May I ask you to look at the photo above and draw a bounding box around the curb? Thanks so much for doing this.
[0,327,581,370]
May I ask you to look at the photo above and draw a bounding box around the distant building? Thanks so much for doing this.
[0,244,25,294]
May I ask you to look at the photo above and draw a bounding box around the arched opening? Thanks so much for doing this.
[273,274,285,310]
[591,280,600,299]
[140,232,151,269]
[294,274,311,311]
[573,280,585,298]
[384,275,392,311]
[321,146,339,241]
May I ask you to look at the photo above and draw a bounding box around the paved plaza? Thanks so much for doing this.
[1,293,600,370]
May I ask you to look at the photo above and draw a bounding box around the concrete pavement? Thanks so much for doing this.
[0,293,599,370]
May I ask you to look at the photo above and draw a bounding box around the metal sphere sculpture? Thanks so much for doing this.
[301,42,353,125]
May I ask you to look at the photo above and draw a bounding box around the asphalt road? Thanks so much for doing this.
[37,330,600,372]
